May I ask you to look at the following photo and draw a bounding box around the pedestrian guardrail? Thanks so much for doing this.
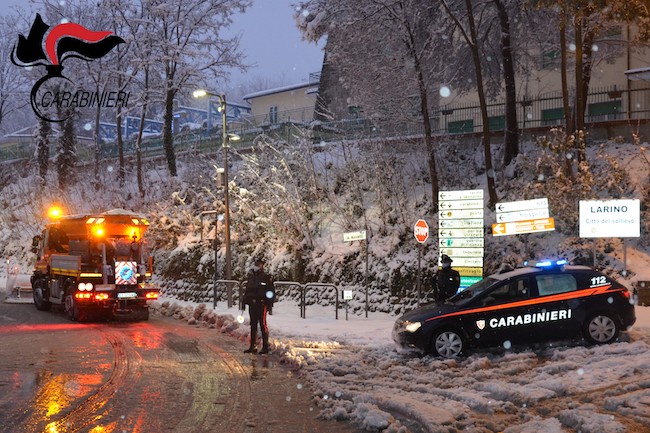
[303,283,339,320]
[214,279,240,309]
[214,280,342,320]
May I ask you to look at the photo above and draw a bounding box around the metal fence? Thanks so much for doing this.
[2,85,649,164]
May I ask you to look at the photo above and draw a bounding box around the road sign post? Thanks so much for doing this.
[343,230,369,317]
[414,219,429,305]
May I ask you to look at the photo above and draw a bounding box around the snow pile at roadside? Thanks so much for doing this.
[151,298,650,433]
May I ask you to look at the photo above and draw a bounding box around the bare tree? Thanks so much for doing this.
[0,13,30,132]
[440,0,499,205]
[296,0,445,211]
[146,0,251,177]
[533,0,650,162]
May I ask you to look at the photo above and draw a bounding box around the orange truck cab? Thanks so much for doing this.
[31,208,159,321]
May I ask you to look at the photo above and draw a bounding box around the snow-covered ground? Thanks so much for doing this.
[4,262,650,433]
[147,294,650,433]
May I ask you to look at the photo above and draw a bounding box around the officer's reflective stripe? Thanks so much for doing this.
[424,284,615,324]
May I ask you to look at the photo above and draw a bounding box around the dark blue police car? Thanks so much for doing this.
[393,260,636,358]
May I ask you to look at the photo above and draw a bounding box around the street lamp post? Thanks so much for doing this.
[193,89,233,280]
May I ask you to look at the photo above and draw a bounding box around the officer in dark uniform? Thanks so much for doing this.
[243,258,275,354]
[434,254,460,301]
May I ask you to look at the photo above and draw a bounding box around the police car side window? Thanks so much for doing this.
[536,274,577,296]
[479,278,529,306]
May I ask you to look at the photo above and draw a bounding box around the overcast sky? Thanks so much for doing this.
[1,1,325,91]
[226,2,325,88]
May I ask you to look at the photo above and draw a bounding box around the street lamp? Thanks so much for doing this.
[193,89,235,279]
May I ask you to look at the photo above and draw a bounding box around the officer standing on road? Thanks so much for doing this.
[434,254,460,301]
[243,258,275,354]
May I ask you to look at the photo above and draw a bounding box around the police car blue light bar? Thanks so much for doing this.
[534,259,567,268]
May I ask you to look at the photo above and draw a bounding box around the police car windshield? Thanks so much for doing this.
[447,277,499,304]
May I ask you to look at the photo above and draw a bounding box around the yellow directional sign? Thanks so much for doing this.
[455,267,484,277]
[492,218,556,236]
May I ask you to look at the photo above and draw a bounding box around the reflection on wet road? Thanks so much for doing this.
[0,303,360,433]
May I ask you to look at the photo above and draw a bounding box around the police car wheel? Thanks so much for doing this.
[432,330,464,358]
[584,314,619,344]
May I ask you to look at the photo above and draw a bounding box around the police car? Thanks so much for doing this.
[392,260,636,358]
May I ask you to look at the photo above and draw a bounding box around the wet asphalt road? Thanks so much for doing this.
[0,301,360,433]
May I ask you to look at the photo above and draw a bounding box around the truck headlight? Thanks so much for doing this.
[405,321,422,333]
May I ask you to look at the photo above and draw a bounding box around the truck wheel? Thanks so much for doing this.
[64,293,85,322]
[32,280,52,311]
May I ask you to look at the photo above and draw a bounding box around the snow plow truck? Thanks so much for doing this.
[31,208,159,321]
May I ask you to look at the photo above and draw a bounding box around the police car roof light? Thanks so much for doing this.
[534,259,567,268]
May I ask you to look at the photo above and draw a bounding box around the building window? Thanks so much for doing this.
[542,49,560,69]
[448,119,474,134]
[348,106,362,119]
[488,115,505,132]
[269,106,278,124]
[588,100,622,122]
[542,107,564,126]
[601,25,622,40]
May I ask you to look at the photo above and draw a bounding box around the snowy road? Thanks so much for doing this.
[0,302,360,433]
[151,300,650,433]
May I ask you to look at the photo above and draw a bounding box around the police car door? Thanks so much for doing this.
[464,276,532,348]
[528,272,581,342]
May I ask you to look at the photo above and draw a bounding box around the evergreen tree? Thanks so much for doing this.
[56,112,77,190]
[34,118,51,186]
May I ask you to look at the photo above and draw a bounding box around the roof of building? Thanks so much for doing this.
[625,67,650,81]
[243,81,319,101]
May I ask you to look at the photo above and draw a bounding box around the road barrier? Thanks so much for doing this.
[213,279,342,320]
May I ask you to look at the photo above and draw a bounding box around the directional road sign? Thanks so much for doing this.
[496,208,549,223]
[438,199,483,210]
[439,218,484,229]
[492,218,555,236]
[343,230,367,242]
[439,189,485,277]
[440,209,484,220]
[439,190,484,201]
[460,276,482,287]
[496,198,548,213]
[439,238,485,248]
[453,266,484,277]
[439,228,484,238]
[440,248,484,258]
[439,257,483,267]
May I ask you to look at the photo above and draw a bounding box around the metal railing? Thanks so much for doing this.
[210,279,342,320]
[3,85,649,164]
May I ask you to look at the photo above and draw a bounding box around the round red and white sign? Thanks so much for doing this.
[414,219,429,243]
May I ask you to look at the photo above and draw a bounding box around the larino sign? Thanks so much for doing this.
[579,199,640,238]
